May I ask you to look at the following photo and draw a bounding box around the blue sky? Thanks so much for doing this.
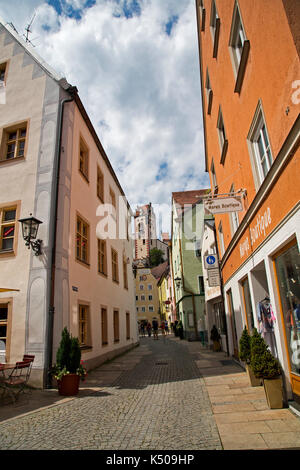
[0,0,208,234]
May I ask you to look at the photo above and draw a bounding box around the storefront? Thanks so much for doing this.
[273,239,300,402]
[222,205,300,403]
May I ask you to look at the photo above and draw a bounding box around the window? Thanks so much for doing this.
[101,307,108,345]
[97,239,107,276]
[148,295,153,301]
[217,108,228,164]
[97,166,104,201]
[0,62,6,85]
[198,276,205,294]
[111,248,119,283]
[218,221,225,257]
[141,306,146,313]
[79,137,89,181]
[149,306,154,312]
[136,295,138,301]
[229,184,239,235]
[1,123,27,161]
[0,207,16,252]
[113,310,119,342]
[248,103,273,187]
[205,69,213,115]
[210,0,220,58]
[76,216,89,264]
[141,295,145,301]
[229,2,250,93]
[199,0,206,31]
[109,187,116,210]
[123,258,128,289]
[0,303,8,359]
[126,312,130,340]
[210,159,218,193]
[79,304,90,348]
[139,284,144,290]
[148,284,153,291]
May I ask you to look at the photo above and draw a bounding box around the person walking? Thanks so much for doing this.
[147,322,152,337]
[141,322,145,337]
[165,320,169,335]
[152,318,159,340]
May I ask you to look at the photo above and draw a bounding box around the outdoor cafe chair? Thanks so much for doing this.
[1,361,33,404]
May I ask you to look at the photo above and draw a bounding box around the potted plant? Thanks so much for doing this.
[239,326,261,387]
[52,327,86,396]
[210,325,221,351]
[250,328,283,409]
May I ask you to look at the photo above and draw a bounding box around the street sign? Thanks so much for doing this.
[204,196,243,214]
[207,268,220,287]
[204,254,219,270]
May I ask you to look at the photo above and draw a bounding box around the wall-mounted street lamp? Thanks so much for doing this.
[19,214,43,256]
[174,277,182,289]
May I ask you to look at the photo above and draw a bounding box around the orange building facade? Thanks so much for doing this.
[196,0,300,404]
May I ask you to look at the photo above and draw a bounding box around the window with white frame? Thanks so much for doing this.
[210,159,218,193]
[229,184,239,235]
[205,69,213,115]
[247,103,273,187]
[229,2,250,93]
[210,0,220,58]
[218,221,225,257]
[217,108,228,164]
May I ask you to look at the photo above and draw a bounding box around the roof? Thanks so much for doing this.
[172,189,209,207]
[151,261,168,281]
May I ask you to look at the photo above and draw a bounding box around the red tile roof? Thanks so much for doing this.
[172,189,209,207]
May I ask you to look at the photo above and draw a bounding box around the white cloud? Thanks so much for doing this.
[0,0,209,234]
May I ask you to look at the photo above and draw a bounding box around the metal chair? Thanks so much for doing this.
[2,361,32,403]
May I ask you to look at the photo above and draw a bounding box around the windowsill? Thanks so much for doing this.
[220,140,228,165]
[114,339,120,343]
[98,271,108,279]
[80,345,92,352]
[0,249,15,258]
[102,341,108,346]
[0,156,25,166]
[234,40,250,94]
[79,169,89,184]
[76,257,90,268]
[112,279,119,285]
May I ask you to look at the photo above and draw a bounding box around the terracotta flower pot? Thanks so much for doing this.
[263,376,283,409]
[58,373,80,396]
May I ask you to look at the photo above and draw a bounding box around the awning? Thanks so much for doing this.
[0,288,20,293]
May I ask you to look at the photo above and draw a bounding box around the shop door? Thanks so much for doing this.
[274,240,300,402]
[241,277,255,333]
[227,289,239,358]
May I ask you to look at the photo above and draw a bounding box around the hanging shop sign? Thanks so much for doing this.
[207,268,221,287]
[204,196,243,215]
[204,254,219,270]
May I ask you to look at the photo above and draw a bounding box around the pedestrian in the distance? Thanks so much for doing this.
[141,322,145,337]
[147,322,152,337]
[165,320,169,335]
[152,319,159,340]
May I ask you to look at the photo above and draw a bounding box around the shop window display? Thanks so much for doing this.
[275,244,300,375]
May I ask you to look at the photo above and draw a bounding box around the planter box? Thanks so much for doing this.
[246,365,262,387]
[58,373,80,396]
[263,376,283,409]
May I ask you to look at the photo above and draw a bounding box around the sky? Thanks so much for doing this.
[0,0,209,236]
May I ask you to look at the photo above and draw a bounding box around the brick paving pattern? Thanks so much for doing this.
[0,335,223,450]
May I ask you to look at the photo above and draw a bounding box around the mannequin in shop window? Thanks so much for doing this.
[286,295,300,371]
[256,295,277,357]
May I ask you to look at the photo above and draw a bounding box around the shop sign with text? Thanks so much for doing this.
[204,196,243,215]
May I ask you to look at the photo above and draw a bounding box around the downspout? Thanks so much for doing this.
[45,89,76,388]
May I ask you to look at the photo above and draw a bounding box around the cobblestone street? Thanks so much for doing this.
[0,336,222,450]
[2,335,300,451]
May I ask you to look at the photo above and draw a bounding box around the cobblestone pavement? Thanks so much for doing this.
[0,335,223,450]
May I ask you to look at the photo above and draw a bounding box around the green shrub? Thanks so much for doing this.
[250,328,281,379]
[239,326,251,364]
[53,327,85,380]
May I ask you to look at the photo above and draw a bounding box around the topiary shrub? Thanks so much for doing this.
[250,327,281,379]
[53,327,86,380]
[239,326,251,364]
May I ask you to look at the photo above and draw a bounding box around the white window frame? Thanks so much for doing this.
[229,2,246,73]
[217,107,228,164]
[218,221,225,257]
[229,184,239,235]
[247,101,273,189]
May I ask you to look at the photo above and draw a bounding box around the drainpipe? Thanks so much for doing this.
[44,89,76,389]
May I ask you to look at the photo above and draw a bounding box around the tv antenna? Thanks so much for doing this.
[24,12,36,46]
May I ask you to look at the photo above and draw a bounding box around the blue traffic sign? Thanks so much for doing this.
[207,255,216,265]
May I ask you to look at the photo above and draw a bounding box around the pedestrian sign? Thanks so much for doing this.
[204,254,219,269]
